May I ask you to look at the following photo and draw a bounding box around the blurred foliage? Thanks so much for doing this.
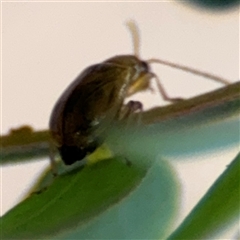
[1,83,240,239]
[186,0,239,10]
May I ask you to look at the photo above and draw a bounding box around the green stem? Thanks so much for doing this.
[168,152,240,239]
[1,82,240,165]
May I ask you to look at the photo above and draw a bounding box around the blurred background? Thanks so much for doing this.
[1,1,239,238]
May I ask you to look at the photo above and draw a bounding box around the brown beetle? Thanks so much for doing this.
[49,21,229,165]
[49,55,152,164]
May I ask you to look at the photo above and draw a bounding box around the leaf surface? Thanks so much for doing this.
[1,155,179,239]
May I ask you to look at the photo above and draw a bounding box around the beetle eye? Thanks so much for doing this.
[140,61,149,72]
[59,145,87,165]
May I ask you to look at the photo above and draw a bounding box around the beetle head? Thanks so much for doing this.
[105,55,153,96]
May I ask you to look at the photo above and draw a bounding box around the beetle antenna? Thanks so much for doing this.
[126,20,141,58]
[147,58,230,85]
[150,72,183,102]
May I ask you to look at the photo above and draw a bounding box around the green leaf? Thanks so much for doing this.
[1,155,179,239]
[168,152,240,239]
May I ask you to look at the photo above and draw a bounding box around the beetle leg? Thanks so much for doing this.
[119,100,143,167]
[151,73,184,102]
[49,141,59,177]
[120,100,143,118]
[126,100,143,115]
[120,100,143,126]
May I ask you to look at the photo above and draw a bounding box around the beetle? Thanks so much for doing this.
[49,55,164,165]
[49,21,229,165]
